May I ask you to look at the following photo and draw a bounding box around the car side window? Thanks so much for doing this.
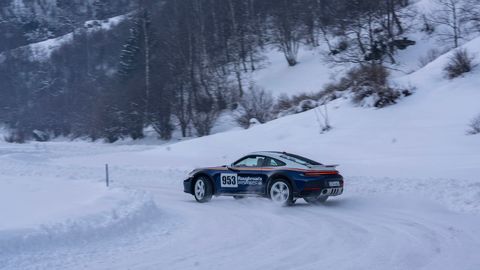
[234,156,266,167]
[266,158,286,167]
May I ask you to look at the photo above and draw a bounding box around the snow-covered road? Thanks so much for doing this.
[104,187,480,270]
[0,135,480,270]
[1,142,479,270]
[5,182,480,270]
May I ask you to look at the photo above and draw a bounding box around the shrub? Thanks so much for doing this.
[3,129,27,143]
[235,85,275,128]
[444,49,477,79]
[271,92,326,118]
[272,94,294,116]
[467,114,480,135]
[325,64,413,108]
[297,99,318,112]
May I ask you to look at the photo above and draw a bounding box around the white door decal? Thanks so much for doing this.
[220,173,238,188]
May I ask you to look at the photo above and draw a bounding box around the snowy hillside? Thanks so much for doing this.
[2,33,480,270]
[2,15,127,62]
[79,36,480,180]
[2,0,480,269]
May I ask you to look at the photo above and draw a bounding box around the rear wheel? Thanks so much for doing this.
[269,179,294,206]
[194,177,213,203]
[304,195,328,204]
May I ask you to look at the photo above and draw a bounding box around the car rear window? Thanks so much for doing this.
[266,158,286,167]
[280,153,322,166]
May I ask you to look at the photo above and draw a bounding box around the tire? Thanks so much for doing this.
[233,195,245,200]
[193,176,213,203]
[268,179,294,206]
[304,195,329,205]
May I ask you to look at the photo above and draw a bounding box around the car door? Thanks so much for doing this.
[219,155,268,194]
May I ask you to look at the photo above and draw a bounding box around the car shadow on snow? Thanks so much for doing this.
[181,195,361,210]
[291,198,350,208]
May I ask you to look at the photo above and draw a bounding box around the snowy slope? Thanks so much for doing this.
[2,6,480,269]
[1,14,127,62]
[63,37,480,181]
[250,48,343,96]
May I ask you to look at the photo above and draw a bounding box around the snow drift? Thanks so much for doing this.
[0,177,159,255]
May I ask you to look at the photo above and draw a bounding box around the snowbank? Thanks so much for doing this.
[0,178,158,255]
[347,176,480,214]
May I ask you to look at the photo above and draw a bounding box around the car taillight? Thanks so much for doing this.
[304,171,338,177]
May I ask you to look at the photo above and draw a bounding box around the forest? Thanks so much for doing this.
[0,0,478,142]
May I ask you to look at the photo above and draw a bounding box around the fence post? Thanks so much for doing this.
[105,164,110,187]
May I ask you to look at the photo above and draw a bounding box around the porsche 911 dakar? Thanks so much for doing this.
[183,151,344,205]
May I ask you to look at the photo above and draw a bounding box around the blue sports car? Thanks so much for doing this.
[183,151,344,205]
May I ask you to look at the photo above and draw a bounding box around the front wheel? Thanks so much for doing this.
[269,179,294,206]
[194,177,213,203]
[304,195,328,205]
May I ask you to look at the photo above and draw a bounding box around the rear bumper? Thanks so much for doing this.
[297,177,344,197]
[183,178,193,194]
[299,187,343,197]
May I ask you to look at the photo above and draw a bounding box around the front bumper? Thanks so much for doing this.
[183,178,193,194]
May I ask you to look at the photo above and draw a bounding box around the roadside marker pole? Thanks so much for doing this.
[106,164,110,187]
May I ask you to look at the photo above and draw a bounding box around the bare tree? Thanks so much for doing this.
[271,0,304,66]
[463,0,480,33]
[324,0,415,65]
[235,84,274,128]
[429,0,464,48]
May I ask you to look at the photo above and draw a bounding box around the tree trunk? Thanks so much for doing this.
[142,10,151,123]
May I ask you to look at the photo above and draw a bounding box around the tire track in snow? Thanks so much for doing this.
[2,142,480,270]
[8,187,480,270]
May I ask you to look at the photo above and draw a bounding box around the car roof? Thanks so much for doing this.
[248,151,285,158]
[245,151,305,169]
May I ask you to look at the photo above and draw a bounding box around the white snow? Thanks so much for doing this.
[0,142,159,257]
[250,47,342,97]
[84,14,128,31]
[1,4,480,269]
[4,14,128,62]
[27,33,74,61]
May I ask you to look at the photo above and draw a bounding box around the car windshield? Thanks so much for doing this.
[234,156,265,167]
[279,153,321,166]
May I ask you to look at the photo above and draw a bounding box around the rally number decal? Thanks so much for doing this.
[220,173,238,188]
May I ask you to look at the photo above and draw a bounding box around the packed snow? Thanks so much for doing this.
[0,142,159,259]
[1,141,480,270]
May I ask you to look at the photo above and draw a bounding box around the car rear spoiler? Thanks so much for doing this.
[324,164,339,168]
[306,164,339,170]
